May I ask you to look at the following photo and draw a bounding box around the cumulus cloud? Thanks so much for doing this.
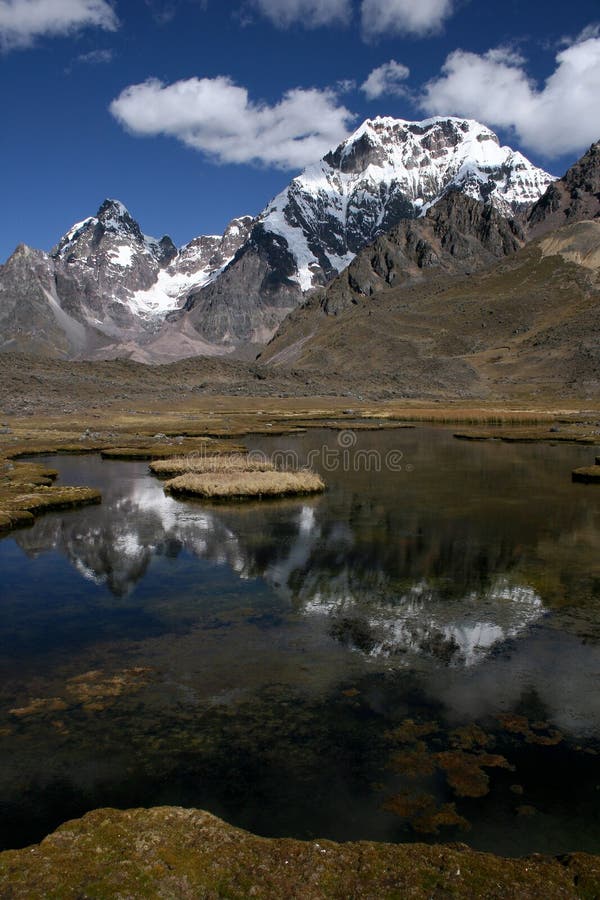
[361,0,454,40]
[361,60,410,99]
[422,33,600,156]
[0,0,118,50]
[110,76,356,169]
[249,0,351,28]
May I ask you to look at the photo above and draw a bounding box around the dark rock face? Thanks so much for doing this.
[324,129,388,173]
[320,192,525,315]
[173,224,302,346]
[527,141,600,238]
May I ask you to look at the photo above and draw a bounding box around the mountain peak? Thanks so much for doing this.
[97,198,131,220]
[95,198,143,237]
[324,116,518,178]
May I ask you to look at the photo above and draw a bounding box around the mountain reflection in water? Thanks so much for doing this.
[12,445,549,667]
[2,427,600,855]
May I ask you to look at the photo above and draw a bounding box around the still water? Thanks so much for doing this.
[1,427,600,856]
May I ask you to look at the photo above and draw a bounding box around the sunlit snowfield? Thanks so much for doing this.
[1,428,600,856]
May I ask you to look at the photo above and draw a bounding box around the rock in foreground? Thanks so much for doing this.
[1,807,599,898]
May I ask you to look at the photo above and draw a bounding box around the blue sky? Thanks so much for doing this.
[1,0,600,261]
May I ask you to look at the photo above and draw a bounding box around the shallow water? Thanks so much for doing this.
[1,427,600,855]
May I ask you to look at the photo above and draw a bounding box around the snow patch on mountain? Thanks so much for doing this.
[128,260,222,317]
[128,215,255,317]
[109,245,135,268]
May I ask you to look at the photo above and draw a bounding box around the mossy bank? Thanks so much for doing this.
[1,807,599,899]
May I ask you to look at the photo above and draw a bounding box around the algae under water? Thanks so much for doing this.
[1,427,600,857]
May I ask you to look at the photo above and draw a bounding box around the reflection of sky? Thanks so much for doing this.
[302,578,544,667]
[423,626,600,737]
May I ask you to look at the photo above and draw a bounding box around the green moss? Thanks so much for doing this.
[1,807,599,898]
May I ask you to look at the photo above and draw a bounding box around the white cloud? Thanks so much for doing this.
[565,23,600,44]
[249,0,351,28]
[336,78,357,94]
[422,33,600,156]
[0,0,118,50]
[64,44,112,72]
[76,47,113,63]
[110,76,356,169]
[361,60,410,99]
[361,0,454,40]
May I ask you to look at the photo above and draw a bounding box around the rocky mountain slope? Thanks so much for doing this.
[261,232,600,399]
[260,144,600,400]
[527,141,600,238]
[0,117,554,360]
[312,191,526,316]
[0,243,91,358]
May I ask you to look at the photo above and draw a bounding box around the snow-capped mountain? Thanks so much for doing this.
[52,199,178,335]
[258,116,554,291]
[53,199,254,327]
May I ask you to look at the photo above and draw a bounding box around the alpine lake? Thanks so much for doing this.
[1,426,600,858]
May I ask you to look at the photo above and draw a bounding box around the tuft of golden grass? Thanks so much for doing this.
[165,469,325,500]
[0,455,101,533]
[454,429,597,444]
[572,466,600,483]
[150,454,276,478]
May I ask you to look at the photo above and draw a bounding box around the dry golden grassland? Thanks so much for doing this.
[2,396,600,448]
[151,447,325,500]
[0,456,100,533]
